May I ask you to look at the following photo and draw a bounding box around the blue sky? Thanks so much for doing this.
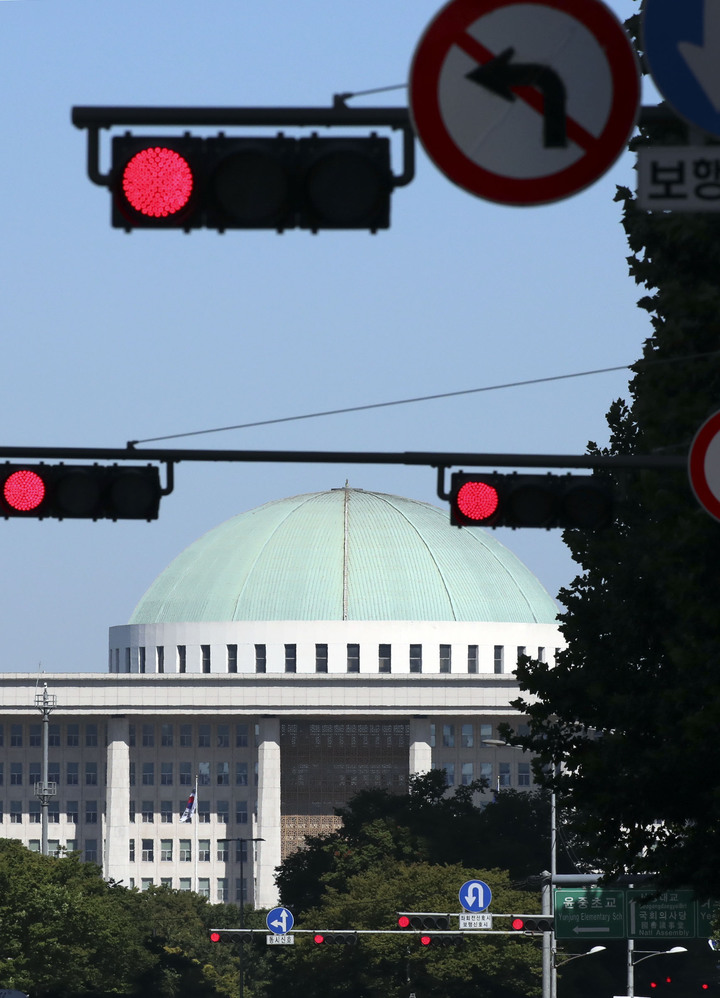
[0,0,655,673]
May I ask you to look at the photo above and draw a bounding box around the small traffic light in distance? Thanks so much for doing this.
[210,929,253,943]
[420,933,463,948]
[449,472,613,530]
[112,134,204,230]
[312,932,357,945]
[0,463,162,521]
[397,914,450,930]
[510,915,555,933]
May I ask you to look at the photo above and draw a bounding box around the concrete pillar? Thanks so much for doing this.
[104,716,130,884]
[255,717,281,908]
[409,717,432,776]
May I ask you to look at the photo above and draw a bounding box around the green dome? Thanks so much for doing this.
[130,488,558,624]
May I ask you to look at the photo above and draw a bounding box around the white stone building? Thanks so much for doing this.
[0,487,562,908]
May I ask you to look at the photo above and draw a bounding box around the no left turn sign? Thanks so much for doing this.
[409,0,640,205]
[688,410,720,521]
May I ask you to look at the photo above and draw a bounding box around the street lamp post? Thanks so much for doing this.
[627,941,687,997]
[217,837,265,998]
[554,945,606,969]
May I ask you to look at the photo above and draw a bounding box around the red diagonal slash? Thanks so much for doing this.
[457,30,598,151]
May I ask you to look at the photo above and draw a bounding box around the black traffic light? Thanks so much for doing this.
[449,472,613,529]
[510,915,555,933]
[0,464,162,521]
[210,929,254,943]
[420,934,463,948]
[312,932,357,945]
[397,914,450,930]
[111,133,392,232]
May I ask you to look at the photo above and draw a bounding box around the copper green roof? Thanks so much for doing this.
[130,488,558,624]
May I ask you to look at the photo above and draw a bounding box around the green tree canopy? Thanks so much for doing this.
[506,102,720,895]
[276,772,553,912]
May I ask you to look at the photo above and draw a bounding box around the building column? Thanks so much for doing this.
[104,716,130,884]
[255,717,281,909]
[409,717,432,776]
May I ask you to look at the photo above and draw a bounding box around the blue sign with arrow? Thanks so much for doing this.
[266,907,294,934]
[644,0,720,137]
[459,879,492,912]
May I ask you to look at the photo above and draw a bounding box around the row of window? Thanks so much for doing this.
[434,761,532,788]
[24,843,247,901]
[111,643,553,674]
[0,760,259,789]
[0,799,252,824]
[0,722,254,750]
[129,837,252,863]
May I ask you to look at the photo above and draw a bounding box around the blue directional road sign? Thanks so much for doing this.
[266,907,294,934]
[644,0,720,137]
[459,879,492,912]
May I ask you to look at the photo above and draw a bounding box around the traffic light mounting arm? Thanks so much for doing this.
[71,99,415,189]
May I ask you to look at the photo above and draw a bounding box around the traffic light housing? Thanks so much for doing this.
[397,914,450,930]
[312,932,357,945]
[209,929,254,943]
[0,464,162,520]
[419,934,463,948]
[111,133,393,232]
[449,472,613,529]
[510,915,555,933]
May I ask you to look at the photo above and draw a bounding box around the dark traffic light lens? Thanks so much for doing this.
[122,147,194,217]
[4,470,45,511]
[507,481,555,527]
[456,481,499,521]
[305,151,386,225]
[211,150,291,226]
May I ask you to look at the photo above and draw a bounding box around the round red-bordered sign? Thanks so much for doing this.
[688,410,720,522]
[409,0,640,205]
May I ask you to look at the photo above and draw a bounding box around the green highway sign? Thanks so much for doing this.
[627,889,696,940]
[555,888,627,940]
[555,888,720,940]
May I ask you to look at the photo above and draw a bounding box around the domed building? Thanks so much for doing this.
[0,487,562,908]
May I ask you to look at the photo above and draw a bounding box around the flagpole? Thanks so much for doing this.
[193,773,198,894]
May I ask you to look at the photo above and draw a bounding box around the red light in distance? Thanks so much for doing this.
[511,918,525,931]
[420,935,432,946]
[456,481,499,521]
[313,934,325,944]
[210,932,221,943]
[4,470,45,511]
[398,916,411,929]
[122,147,194,217]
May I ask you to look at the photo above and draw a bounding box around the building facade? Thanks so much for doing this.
[0,487,562,908]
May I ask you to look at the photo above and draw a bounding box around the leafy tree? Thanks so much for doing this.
[276,772,553,912]
[0,839,150,997]
[261,863,543,998]
[505,76,720,894]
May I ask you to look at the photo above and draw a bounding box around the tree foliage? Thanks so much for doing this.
[506,101,720,894]
[275,771,551,912]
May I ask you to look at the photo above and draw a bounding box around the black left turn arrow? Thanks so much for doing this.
[466,46,568,148]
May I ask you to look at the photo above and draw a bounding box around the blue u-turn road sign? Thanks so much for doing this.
[643,0,720,137]
[459,879,492,912]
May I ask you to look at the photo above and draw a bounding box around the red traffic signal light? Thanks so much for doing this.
[111,133,393,232]
[313,932,357,945]
[449,472,613,529]
[210,929,254,943]
[510,916,554,933]
[420,934,463,947]
[397,914,450,930]
[0,464,162,520]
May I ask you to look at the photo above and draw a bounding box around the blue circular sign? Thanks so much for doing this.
[459,879,492,912]
[644,0,720,137]
[266,907,294,934]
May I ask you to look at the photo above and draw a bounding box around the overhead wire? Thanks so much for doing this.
[129,351,720,446]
